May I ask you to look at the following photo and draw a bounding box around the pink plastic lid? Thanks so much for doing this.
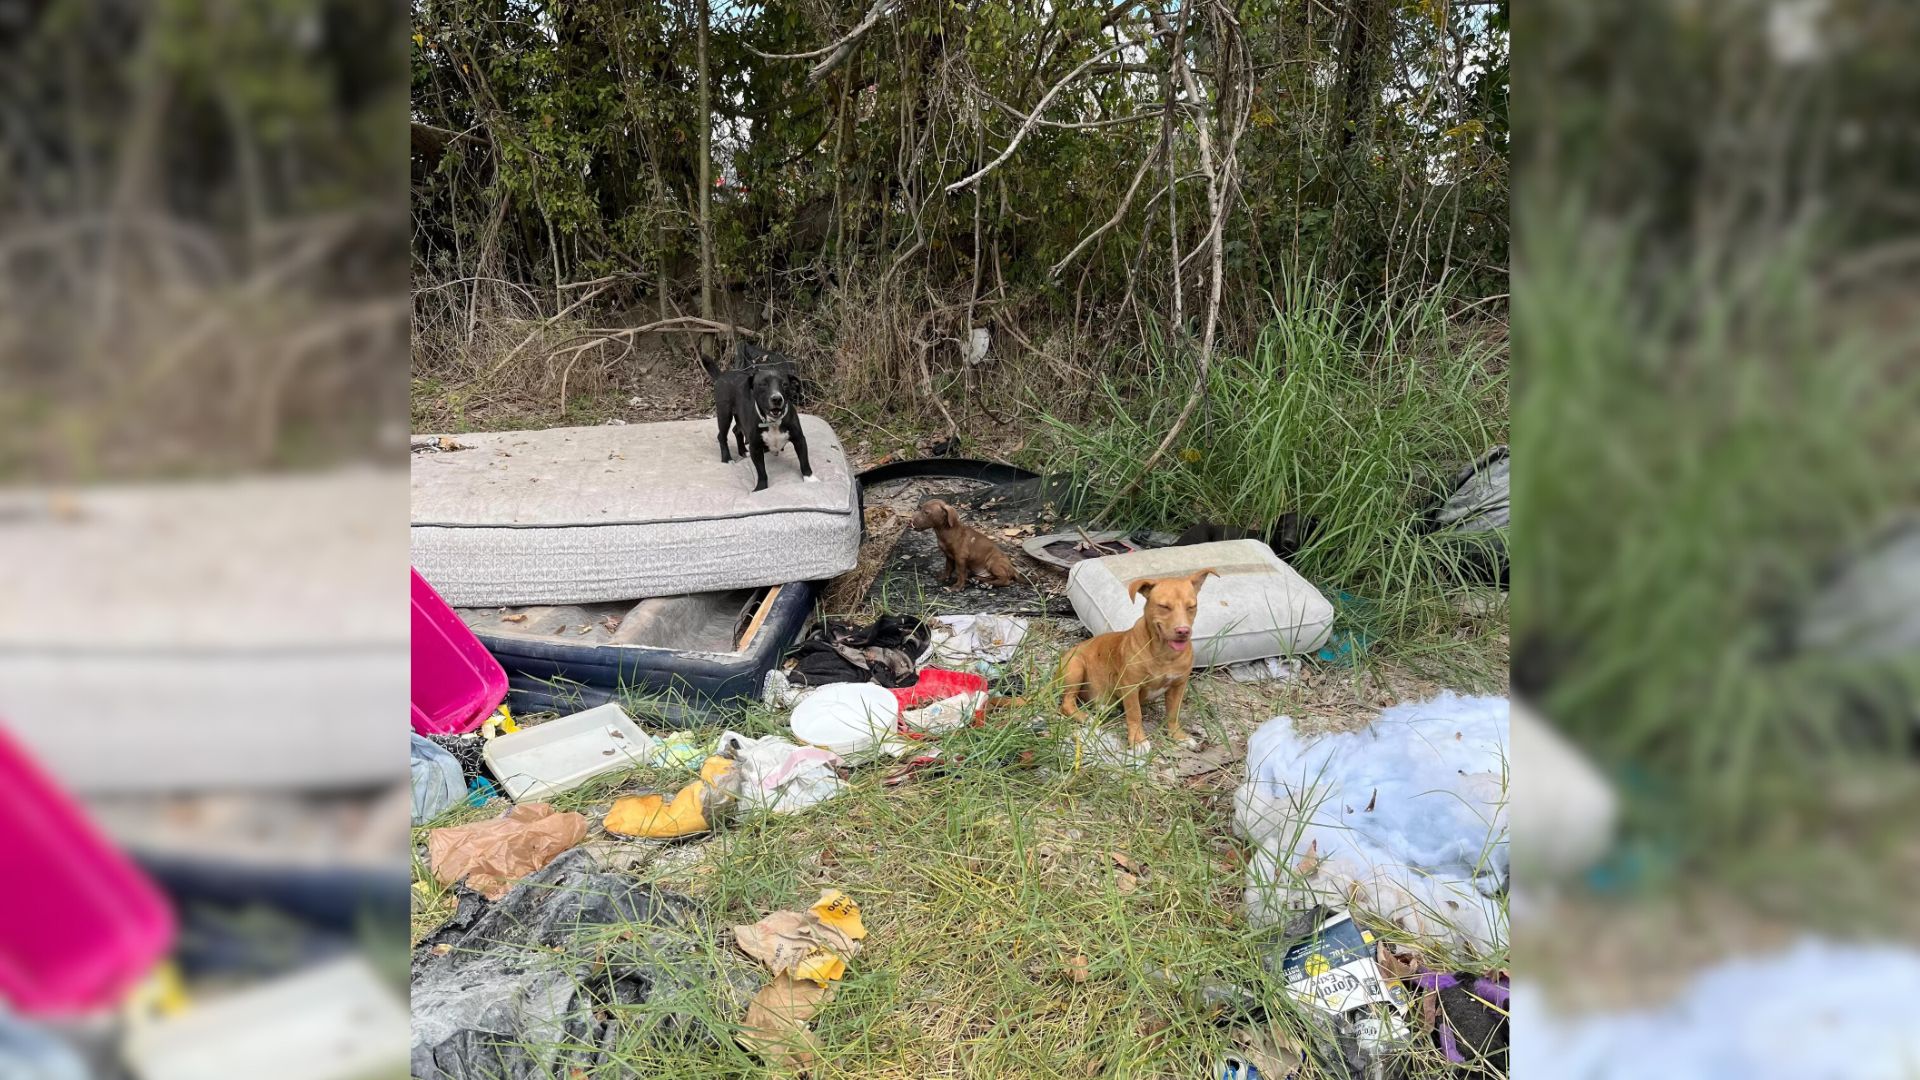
[0,723,176,1016]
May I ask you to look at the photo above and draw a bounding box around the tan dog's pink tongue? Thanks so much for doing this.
[1169,640,1188,651]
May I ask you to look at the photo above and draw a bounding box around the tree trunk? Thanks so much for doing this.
[697,0,714,322]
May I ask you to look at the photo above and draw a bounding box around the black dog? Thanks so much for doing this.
[703,339,814,491]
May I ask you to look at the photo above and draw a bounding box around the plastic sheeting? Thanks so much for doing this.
[1234,692,1509,952]
[1511,940,1920,1079]
[411,848,756,1080]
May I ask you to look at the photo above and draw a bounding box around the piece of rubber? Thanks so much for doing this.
[855,458,1038,487]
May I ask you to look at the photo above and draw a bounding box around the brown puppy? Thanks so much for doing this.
[1059,569,1218,747]
[907,499,1017,590]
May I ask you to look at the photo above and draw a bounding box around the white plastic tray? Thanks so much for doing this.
[482,702,658,802]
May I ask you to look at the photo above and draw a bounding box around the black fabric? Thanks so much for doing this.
[786,614,929,687]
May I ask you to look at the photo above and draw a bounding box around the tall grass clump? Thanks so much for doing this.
[1516,201,1920,845]
[1042,281,1508,655]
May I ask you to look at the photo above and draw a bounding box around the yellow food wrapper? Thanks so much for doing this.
[793,950,848,985]
[810,889,867,941]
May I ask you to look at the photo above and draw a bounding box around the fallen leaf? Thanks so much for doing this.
[431,943,452,956]
[1115,870,1140,894]
[1065,955,1090,983]
[1364,788,1378,813]
[1110,851,1140,874]
[1295,839,1322,877]
[500,613,528,623]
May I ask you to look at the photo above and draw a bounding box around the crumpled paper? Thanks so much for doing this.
[426,802,588,900]
[733,890,867,1073]
[733,889,867,987]
[740,973,832,1073]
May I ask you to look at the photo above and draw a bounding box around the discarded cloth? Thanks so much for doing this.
[928,614,1028,667]
[1234,692,1509,951]
[604,756,736,839]
[411,848,757,1080]
[426,802,588,900]
[715,731,845,814]
[1510,940,1920,1079]
[411,734,467,825]
[786,615,929,688]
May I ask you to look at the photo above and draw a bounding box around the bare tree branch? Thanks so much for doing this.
[947,35,1155,194]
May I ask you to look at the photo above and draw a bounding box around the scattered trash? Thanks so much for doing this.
[426,802,588,900]
[715,731,846,814]
[733,889,867,987]
[890,667,991,709]
[1224,656,1300,684]
[1410,966,1509,1068]
[0,1011,88,1080]
[1021,530,1144,572]
[648,730,706,769]
[126,956,409,1080]
[604,756,736,839]
[1279,911,1412,1017]
[1511,940,1920,1080]
[412,848,754,1080]
[790,683,901,757]
[740,973,833,1073]
[481,702,656,801]
[761,667,809,708]
[1065,954,1091,983]
[928,613,1029,667]
[1235,692,1509,951]
[1220,1022,1304,1079]
[900,691,988,735]
[463,776,499,807]
[786,615,930,688]
[1421,445,1508,586]
[1072,728,1153,769]
[411,734,467,826]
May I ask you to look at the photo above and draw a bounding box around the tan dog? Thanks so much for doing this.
[1059,569,1218,747]
[907,499,1016,590]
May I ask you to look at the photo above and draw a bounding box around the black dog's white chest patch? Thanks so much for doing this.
[761,422,789,454]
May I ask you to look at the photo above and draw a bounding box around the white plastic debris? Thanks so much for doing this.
[1511,696,1616,882]
[715,731,845,814]
[1234,692,1509,952]
[929,614,1028,668]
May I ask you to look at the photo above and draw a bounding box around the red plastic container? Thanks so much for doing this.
[890,668,990,711]
[412,567,509,735]
[0,724,175,1016]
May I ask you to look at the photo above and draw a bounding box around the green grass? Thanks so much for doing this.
[1515,200,1920,854]
[1039,281,1508,686]
[413,626,1509,1079]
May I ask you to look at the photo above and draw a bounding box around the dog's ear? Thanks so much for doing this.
[1187,568,1220,590]
[1126,577,1157,602]
[942,503,960,530]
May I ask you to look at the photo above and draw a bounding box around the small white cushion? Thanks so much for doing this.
[1066,539,1334,665]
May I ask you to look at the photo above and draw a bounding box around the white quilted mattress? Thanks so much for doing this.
[411,415,860,606]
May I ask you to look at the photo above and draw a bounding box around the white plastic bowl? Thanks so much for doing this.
[790,683,900,755]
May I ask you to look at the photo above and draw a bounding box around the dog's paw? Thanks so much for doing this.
[803,474,819,483]
[1176,736,1201,751]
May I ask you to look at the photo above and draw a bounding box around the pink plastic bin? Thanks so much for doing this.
[0,723,176,1017]
[412,567,509,735]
